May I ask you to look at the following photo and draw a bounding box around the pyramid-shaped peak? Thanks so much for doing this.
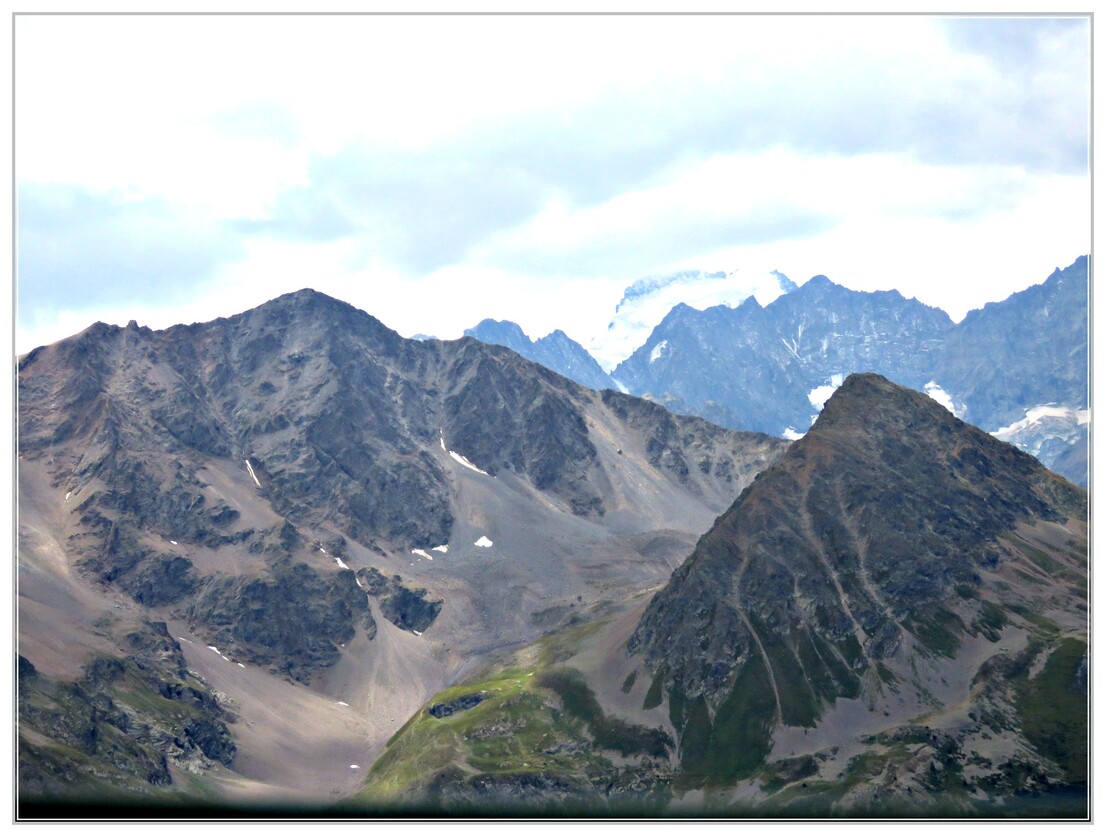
[810,373,958,436]
[803,274,836,288]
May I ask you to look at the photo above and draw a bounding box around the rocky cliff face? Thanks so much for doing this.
[935,256,1088,432]
[18,620,236,802]
[628,374,1086,802]
[614,276,954,436]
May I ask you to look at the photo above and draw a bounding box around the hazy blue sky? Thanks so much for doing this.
[15,13,1090,352]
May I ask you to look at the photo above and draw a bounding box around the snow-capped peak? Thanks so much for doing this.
[587,268,796,372]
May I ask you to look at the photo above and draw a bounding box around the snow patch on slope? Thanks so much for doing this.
[449,449,490,475]
[991,404,1090,461]
[993,404,1090,438]
[441,428,490,475]
[649,340,669,364]
[474,536,493,548]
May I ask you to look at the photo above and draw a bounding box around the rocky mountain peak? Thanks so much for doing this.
[467,318,530,347]
[464,318,617,392]
[628,373,1085,783]
[810,372,955,436]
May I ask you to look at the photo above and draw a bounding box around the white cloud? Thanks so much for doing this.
[14,14,1090,352]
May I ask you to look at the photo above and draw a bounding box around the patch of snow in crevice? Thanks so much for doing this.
[474,536,493,548]
[65,491,71,502]
[178,637,193,644]
[782,427,804,441]
[808,373,844,411]
[237,663,245,668]
[337,701,349,706]
[319,547,327,554]
[349,765,360,769]
[781,337,802,362]
[332,555,350,570]
[169,540,178,545]
[431,544,448,553]
[448,449,490,475]
[413,630,422,636]
[412,548,433,560]
[923,381,963,417]
[649,340,668,364]
[439,430,447,451]
[611,378,629,394]
[244,459,261,488]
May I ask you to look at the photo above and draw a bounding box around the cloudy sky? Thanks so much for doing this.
[14,12,1091,354]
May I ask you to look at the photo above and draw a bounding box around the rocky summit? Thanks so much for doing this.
[17,289,785,810]
[626,373,1086,813]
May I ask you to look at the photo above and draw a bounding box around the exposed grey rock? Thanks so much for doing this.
[465,318,617,391]
[356,567,442,633]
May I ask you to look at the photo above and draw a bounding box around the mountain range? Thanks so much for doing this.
[465,257,1089,486]
[16,284,1088,818]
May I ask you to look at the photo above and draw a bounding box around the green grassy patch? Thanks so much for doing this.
[972,601,1007,642]
[748,616,818,727]
[1003,534,1067,577]
[954,583,979,600]
[759,754,819,793]
[678,652,777,784]
[1006,604,1061,639]
[643,665,666,710]
[538,619,605,666]
[906,607,963,658]
[537,669,671,758]
[620,670,637,694]
[363,667,538,800]
[1014,638,1088,786]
